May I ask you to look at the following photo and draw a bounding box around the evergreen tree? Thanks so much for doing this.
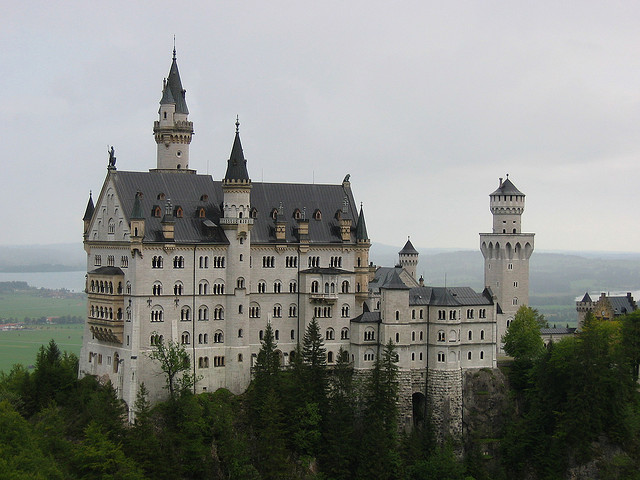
[301,317,327,402]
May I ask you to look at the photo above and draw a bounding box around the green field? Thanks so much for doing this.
[0,292,85,320]
[0,324,83,373]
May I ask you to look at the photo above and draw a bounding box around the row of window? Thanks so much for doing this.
[94,255,129,268]
[437,351,486,362]
[88,280,123,295]
[437,329,486,342]
[198,356,227,368]
[89,305,123,321]
[436,308,488,321]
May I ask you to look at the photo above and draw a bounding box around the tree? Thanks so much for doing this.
[301,317,327,402]
[148,334,197,399]
[502,306,545,389]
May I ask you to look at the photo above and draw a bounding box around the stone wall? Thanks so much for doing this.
[427,368,463,441]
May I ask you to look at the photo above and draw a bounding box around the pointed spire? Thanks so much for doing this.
[130,192,145,220]
[160,78,175,104]
[356,203,368,241]
[161,46,188,114]
[224,118,250,182]
[83,191,95,221]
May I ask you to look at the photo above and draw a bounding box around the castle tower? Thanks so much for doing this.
[153,48,194,171]
[398,237,419,279]
[576,292,593,330]
[83,191,94,238]
[220,118,253,392]
[480,176,534,353]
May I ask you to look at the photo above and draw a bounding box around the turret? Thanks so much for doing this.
[275,202,286,241]
[489,175,525,234]
[398,237,419,279]
[153,48,194,171]
[129,192,145,239]
[355,204,370,305]
[161,199,175,241]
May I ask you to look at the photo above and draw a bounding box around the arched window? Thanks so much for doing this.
[198,280,209,295]
[273,304,282,318]
[198,306,208,321]
[289,304,297,317]
[273,281,282,293]
[364,327,375,341]
[395,311,399,321]
[341,304,350,317]
[214,330,224,343]
[257,281,266,293]
[213,306,224,320]
[289,281,297,293]
[326,328,335,340]
[152,282,162,296]
[238,328,243,338]
[341,327,350,340]
[249,303,261,318]
[237,277,245,289]
[327,351,334,363]
[180,306,190,321]
[395,332,399,343]
[438,330,445,342]
[480,330,485,340]
[173,282,183,296]
[311,281,319,293]
[341,280,349,293]
[364,349,375,362]
[150,307,163,322]
[181,331,190,345]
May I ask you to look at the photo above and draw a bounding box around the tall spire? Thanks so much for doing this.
[130,192,145,219]
[356,203,369,242]
[163,47,188,114]
[224,118,250,182]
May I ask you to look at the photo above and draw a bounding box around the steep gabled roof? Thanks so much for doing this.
[580,292,592,303]
[379,270,410,290]
[409,286,493,306]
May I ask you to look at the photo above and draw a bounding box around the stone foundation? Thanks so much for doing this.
[427,369,463,442]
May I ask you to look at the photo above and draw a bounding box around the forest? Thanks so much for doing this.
[2,312,640,479]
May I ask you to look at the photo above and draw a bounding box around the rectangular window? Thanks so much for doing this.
[94,255,102,266]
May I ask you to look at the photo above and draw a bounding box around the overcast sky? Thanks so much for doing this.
[2,2,639,252]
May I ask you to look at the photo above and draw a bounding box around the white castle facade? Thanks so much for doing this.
[79,52,534,432]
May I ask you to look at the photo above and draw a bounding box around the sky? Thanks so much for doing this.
[2,2,639,252]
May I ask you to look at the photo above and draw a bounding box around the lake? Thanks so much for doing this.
[0,271,86,292]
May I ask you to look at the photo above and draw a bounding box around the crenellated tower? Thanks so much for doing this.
[480,176,534,353]
[153,48,194,171]
[398,237,419,279]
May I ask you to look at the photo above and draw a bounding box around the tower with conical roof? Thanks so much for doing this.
[153,48,194,171]
[354,203,371,306]
[480,176,535,353]
[83,192,95,238]
[220,118,253,391]
[399,237,419,279]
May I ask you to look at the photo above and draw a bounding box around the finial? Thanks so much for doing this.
[235,115,240,133]
[506,173,509,178]
[360,202,363,209]
[89,190,92,198]
[173,36,176,59]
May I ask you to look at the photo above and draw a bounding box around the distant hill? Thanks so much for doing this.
[0,243,84,272]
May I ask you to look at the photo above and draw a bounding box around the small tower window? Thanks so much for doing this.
[175,206,183,218]
[157,193,165,200]
[200,194,208,201]
[198,207,206,218]
[293,209,301,220]
[153,206,162,217]
[313,209,322,220]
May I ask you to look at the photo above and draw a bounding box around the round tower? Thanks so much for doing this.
[480,175,535,354]
[153,48,194,171]
[398,237,419,279]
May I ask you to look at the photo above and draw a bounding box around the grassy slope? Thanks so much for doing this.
[0,324,84,373]
[0,292,85,320]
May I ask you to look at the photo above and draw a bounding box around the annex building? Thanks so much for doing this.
[79,51,534,433]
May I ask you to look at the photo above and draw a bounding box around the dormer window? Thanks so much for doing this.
[153,206,162,217]
[335,210,342,220]
[198,207,206,219]
[271,208,278,220]
[157,193,165,200]
[293,209,302,220]
[200,194,209,201]
[313,209,322,220]
[250,207,258,219]
[175,206,183,218]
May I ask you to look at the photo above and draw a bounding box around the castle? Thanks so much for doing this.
[79,51,534,434]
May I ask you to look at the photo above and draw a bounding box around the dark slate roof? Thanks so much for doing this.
[351,311,381,323]
[109,170,358,245]
[224,127,250,182]
[541,327,576,335]
[160,79,175,105]
[369,267,405,293]
[409,286,493,307]
[580,292,592,303]
[356,205,368,241]
[83,193,95,221]
[89,266,125,276]
[399,238,418,255]
[608,295,637,316]
[490,177,524,196]
[163,49,188,114]
[300,267,353,275]
[380,270,410,290]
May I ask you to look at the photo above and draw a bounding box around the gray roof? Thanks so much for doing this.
[380,270,410,290]
[130,192,144,219]
[399,238,418,255]
[355,205,368,241]
[89,266,125,276]
[490,177,524,196]
[83,193,95,221]
[409,286,493,307]
[351,311,381,323]
[580,292,592,303]
[369,267,404,293]
[108,170,358,245]
[162,49,188,114]
[224,126,250,182]
[541,327,576,335]
[607,295,637,316]
[300,267,352,275]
